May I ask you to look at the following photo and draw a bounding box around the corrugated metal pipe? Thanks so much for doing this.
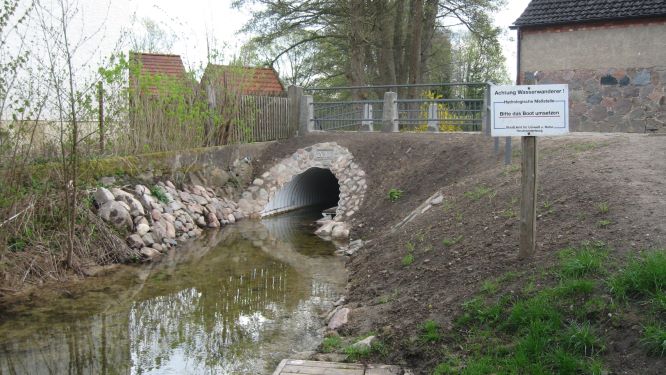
[262,167,340,216]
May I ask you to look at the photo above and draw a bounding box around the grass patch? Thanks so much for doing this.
[464,185,494,201]
[420,320,441,343]
[388,188,403,202]
[596,202,610,214]
[150,185,169,203]
[442,235,463,247]
[641,323,666,357]
[597,219,612,228]
[609,250,666,300]
[402,253,414,266]
[321,336,342,353]
[557,243,607,278]
[343,339,386,361]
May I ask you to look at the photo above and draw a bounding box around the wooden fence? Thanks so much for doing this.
[228,95,292,144]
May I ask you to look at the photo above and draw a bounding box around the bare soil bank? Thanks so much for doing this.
[258,132,666,374]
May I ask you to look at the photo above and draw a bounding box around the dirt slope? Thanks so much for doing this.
[257,132,666,374]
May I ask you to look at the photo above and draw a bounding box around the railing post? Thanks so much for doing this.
[288,85,303,136]
[427,103,439,132]
[361,103,373,131]
[382,92,398,132]
[504,137,512,165]
[299,95,314,133]
[483,83,491,136]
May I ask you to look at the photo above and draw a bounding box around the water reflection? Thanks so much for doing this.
[0,208,345,374]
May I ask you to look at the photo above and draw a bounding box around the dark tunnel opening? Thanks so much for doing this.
[261,167,340,216]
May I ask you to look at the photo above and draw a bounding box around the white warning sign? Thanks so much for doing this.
[491,84,569,137]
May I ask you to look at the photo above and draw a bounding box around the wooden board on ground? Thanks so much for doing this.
[273,359,402,375]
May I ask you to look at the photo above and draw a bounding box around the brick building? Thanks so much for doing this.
[512,0,666,133]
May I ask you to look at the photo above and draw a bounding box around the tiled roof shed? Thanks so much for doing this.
[130,52,187,78]
[512,0,666,28]
[202,65,285,96]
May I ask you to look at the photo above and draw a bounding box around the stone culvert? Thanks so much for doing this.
[237,142,367,237]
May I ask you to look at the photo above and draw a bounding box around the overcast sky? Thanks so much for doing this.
[31,0,532,82]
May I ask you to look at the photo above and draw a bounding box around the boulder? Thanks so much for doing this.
[127,234,144,249]
[315,221,336,237]
[165,221,176,238]
[136,223,150,236]
[99,201,133,230]
[151,208,162,222]
[331,223,350,239]
[351,335,377,350]
[206,213,220,228]
[151,221,168,243]
[328,307,350,330]
[94,187,115,206]
[140,247,161,260]
[430,194,444,205]
[141,233,155,246]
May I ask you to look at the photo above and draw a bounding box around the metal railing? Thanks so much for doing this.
[304,83,487,132]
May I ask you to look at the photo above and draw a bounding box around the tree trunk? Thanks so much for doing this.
[375,0,397,86]
[348,0,366,100]
[407,0,423,99]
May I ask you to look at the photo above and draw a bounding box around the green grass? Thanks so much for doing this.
[343,338,386,361]
[597,219,612,228]
[150,185,169,203]
[557,243,607,278]
[435,245,620,374]
[402,253,414,266]
[464,185,494,201]
[641,323,666,356]
[388,188,403,202]
[442,235,463,247]
[321,336,342,353]
[420,320,441,343]
[609,250,666,300]
[595,202,610,214]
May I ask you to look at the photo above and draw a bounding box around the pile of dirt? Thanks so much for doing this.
[257,132,665,374]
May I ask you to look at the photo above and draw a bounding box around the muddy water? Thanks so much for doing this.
[0,209,346,374]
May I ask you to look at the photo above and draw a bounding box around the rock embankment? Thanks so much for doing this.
[94,181,244,260]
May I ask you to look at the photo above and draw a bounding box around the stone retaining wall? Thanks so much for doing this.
[523,67,665,133]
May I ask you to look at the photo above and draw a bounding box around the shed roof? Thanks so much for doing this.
[130,52,186,78]
[512,0,666,28]
[203,65,285,96]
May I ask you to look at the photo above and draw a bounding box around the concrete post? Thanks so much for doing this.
[288,85,303,135]
[299,95,314,133]
[427,103,439,132]
[360,103,373,131]
[382,92,398,132]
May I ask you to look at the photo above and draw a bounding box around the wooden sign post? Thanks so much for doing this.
[519,136,538,258]
[490,84,569,258]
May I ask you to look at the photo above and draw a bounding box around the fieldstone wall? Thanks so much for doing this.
[94,181,243,260]
[523,67,666,133]
[237,142,367,238]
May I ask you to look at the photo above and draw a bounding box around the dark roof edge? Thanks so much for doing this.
[510,14,666,29]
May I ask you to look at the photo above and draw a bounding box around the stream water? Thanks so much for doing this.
[0,208,346,374]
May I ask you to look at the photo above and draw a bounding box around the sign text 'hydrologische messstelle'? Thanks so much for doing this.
[491,84,569,137]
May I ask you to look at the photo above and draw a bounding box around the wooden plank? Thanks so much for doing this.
[280,365,364,375]
[285,360,364,369]
[273,359,289,375]
[519,136,538,258]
